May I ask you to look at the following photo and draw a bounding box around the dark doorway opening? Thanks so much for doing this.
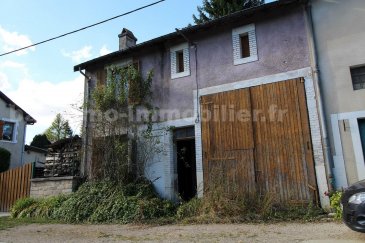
[174,127,196,201]
[359,119,365,159]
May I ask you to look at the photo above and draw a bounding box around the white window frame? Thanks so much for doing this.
[232,23,258,65]
[0,118,18,144]
[331,111,365,188]
[170,43,190,79]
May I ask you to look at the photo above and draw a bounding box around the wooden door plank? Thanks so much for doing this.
[200,78,317,204]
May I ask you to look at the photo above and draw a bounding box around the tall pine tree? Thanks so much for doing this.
[45,113,73,142]
[193,0,264,24]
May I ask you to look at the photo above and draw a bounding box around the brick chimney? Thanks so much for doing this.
[118,28,137,50]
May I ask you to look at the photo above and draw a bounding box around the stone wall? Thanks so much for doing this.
[30,176,78,198]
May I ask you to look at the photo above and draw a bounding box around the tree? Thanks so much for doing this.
[193,0,264,24]
[30,134,51,149]
[45,114,73,143]
[62,121,73,139]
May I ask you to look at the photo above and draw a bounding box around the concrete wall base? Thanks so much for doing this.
[30,176,79,198]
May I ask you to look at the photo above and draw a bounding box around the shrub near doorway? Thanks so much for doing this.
[11,180,176,224]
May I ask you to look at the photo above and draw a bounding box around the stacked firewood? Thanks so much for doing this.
[44,136,81,177]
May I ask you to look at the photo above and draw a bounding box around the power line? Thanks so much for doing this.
[0,0,166,57]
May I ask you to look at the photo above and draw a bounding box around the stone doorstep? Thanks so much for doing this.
[0,212,10,217]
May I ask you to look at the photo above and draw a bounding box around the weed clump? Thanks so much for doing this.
[329,191,343,220]
[11,180,175,224]
[176,169,325,223]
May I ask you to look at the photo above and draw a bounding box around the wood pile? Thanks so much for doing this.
[44,136,81,177]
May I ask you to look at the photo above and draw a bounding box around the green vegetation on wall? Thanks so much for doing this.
[90,64,157,183]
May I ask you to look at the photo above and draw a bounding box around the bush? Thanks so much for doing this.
[52,181,116,223]
[12,180,176,224]
[33,195,70,219]
[11,198,38,218]
[0,147,11,172]
[11,196,70,219]
[11,179,325,224]
[330,191,343,220]
[177,198,202,219]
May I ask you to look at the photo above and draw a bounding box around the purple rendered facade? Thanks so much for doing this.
[75,1,330,208]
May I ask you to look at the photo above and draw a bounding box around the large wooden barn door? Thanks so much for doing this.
[201,89,256,195]
[200,78,317,204]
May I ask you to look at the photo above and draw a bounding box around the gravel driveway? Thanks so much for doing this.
[0,221,365,242]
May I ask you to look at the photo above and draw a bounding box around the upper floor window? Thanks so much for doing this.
[170,43,190,79]
[232,24,258,65]
[0,120,15,142]
[350,65,365,90]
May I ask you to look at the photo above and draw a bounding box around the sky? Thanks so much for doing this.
[0,0,201,144]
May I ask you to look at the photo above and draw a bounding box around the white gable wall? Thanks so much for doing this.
[0,97,27,168]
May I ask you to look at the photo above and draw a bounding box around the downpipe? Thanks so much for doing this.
[79,69,92,178]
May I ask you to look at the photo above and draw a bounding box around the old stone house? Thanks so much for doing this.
[75,0,331,208]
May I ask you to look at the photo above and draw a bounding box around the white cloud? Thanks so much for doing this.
[62,46,93,63]
[0,60,26,69]
[0,25,35,56]
[0,72,11,91]
[99,45,112,56]
[7,76,84,143]
[0,61,30,86]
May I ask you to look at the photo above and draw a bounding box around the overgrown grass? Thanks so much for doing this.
[10,179,326,225]
[176,170,326,224]
[177,192,325,224]
[11,180,175,224]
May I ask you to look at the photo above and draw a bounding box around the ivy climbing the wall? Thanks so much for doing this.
[90,64,161,184]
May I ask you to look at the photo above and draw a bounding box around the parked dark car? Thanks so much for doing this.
[341,179,365,233]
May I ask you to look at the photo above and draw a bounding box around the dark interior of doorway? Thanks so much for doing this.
[175,128,197,201]
[359,119,365,159]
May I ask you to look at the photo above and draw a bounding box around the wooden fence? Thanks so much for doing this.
[0,163,33,212]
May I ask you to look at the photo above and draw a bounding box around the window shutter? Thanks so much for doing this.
[0,120,4,139]
[171,51,177,77]
[248,29,257,58]
[232,32,241,61]
[96,68,107,86]
[183,47,190,73]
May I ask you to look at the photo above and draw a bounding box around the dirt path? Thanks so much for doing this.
[0,221,365,242]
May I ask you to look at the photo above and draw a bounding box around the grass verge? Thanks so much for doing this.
[0,216,58,231]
